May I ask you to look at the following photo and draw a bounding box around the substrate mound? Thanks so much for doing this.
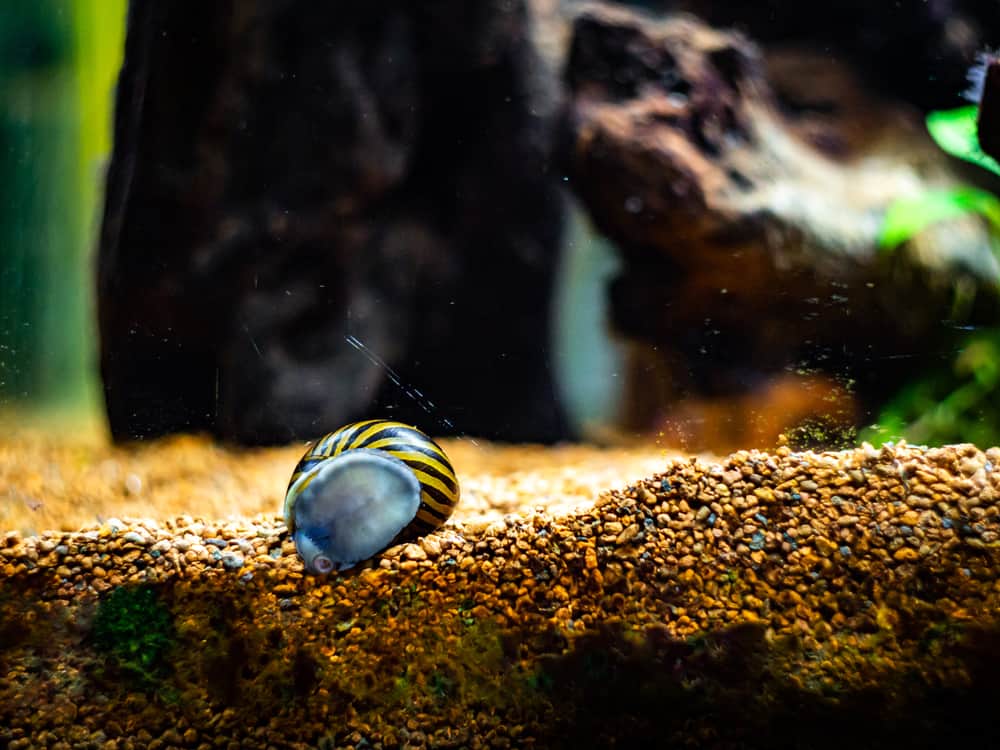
[2,441,1000,749]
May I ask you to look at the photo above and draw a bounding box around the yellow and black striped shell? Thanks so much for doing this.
[283,419,459,573]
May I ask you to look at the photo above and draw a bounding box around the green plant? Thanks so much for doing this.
[927,106,1000,177]
[861,329,1000,446]
[879,186,1000,251]
[91,585,174,687]
[879,106,1000,253]
[868,100,1000,446]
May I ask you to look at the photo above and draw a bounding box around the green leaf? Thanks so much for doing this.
[926,106,1000,177]
[878,187,1000,249]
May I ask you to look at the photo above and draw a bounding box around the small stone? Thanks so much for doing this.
[814,538,837,557]
[420,536,442,557]
[959,457,984,476]
[233,538,254,555]
[221,552,244,570]
[615,523,641,545]
[893,547,919,562]
[173,537,192,552]
[837,515,860,527]
[123,531,148,545]
[124,474,143,495]
[401,543,427,561]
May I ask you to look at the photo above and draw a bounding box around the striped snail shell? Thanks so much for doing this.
[283,419,460,574]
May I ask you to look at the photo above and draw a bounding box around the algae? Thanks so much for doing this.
[90,584,174,689]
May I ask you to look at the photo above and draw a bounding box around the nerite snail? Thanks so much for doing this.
[283,419,460,574]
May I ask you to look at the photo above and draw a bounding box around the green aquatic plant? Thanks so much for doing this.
[861,329,1000,446]
[91,584,174,687]
[879,185,1000,251]
[869,96,1000,446]
[879,105,1000,254]
[926,105,1000,177]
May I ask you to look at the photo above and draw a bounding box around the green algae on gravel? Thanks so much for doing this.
[91,584,174,688]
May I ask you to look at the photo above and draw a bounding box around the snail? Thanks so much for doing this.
[283,419,460,574]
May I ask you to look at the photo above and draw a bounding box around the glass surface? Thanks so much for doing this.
[1,2,999,747]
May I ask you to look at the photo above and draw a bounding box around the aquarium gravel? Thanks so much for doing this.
[2,439,1000,748]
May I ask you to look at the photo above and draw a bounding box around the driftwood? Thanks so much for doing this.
[559,4,1000,447]
[98,1,568,445]
[670,0,995,111]
[97,0,999,449]
[979,56,1000,161]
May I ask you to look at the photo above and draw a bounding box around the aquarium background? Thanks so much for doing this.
[0,0,998,449]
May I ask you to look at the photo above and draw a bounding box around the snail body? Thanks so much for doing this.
[283,419,459,573]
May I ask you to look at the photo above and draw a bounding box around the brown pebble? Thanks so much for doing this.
[814,538,837,557]
[401,543,427,561]
[420,536,442,557]
[616,523,641,545]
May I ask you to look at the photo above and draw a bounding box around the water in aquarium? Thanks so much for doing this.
[1,2,999,748]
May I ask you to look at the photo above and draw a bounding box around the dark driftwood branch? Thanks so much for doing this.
[978,57,1000,162]
[98,0,569,445]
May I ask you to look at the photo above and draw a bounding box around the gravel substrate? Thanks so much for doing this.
[0,432,668,534]
[2,440,1000,749]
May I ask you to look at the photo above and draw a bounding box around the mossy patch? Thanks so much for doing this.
[784,416,858,451]
[90,584,174,688]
